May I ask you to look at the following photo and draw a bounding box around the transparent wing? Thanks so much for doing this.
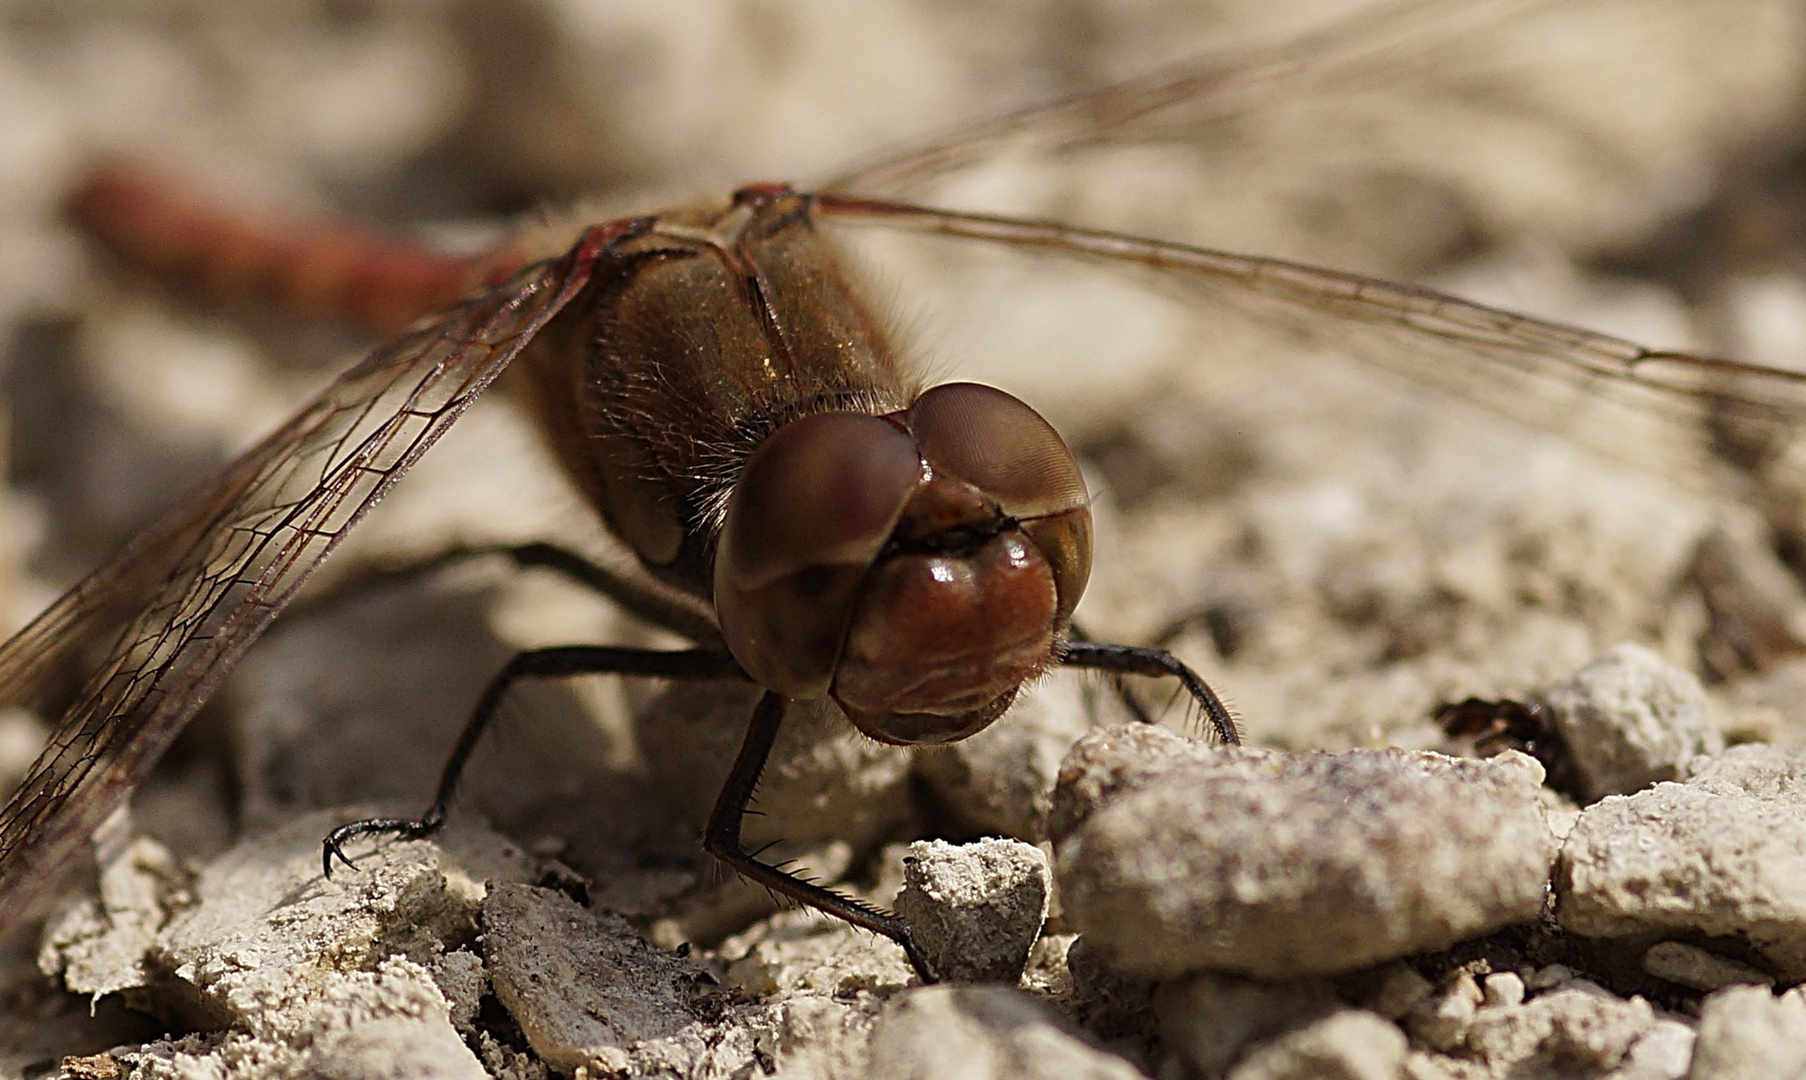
[821,0,1513,198]
[820,0,1792,300]
[0,236,605,933]
[815,196,1806,497]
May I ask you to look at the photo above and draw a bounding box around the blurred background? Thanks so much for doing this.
[3,0,1806,1063]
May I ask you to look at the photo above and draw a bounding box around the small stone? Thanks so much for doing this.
[1480,971,1525,1009]
[1155,971,1338,1077]
[1641,941,1774,992]
[1535,643,1721,800]
[58,1054,126,1080]
[1052,727,1554,978]
[865,985,1143,1080]
[481,882,751,1077]
[893,838,1050,984]
[1462,983,1653,1075]
[1225,1010,1407,1080]
[1554,743,1806,980]
[1403,973,1481,1053]
[1688,985,1806,1080]
[1621,1019,1697,1080]
[1021,933,1077,998]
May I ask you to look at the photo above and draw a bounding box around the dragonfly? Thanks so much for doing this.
[3,0,1804,982]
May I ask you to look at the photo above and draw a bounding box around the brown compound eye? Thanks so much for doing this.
[907,382,1093,623]
[713,411,924,699]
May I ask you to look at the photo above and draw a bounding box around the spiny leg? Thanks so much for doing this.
[323,644,744,874]
[1061,640,1240,745]
[703,690,935,983]
[1068,619,1154,725]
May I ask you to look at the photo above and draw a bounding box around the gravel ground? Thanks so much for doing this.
[4,0,1806,1077]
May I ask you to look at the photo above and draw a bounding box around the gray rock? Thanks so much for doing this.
[37,810,535,1079]
[431,949,486,1034]
[1402,972,1482,1053]
[893,838,1050,985]
[1155,971,1338,1077]
[1555,743,1806,980]
[1052,726,1555,977]
[866,985,1144,1080]
[1688,985,1806,1080]
[481,882,756,1076]
[1480,972,1525,1009]
[1536,643,1722,800]
[38,831,188,1001]
[1047,724,1220,843]
[1462,982,1654,1076]
[1226,1009,1407,1080]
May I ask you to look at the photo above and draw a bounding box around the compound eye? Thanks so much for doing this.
[907,383,1089,520]
[714,411,923,699]
[907,382,1092,619]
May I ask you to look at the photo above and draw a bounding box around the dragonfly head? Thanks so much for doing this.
[713,382,1092,744]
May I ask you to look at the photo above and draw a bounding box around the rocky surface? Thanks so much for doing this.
[1052,726,1555,978]
[1555,742,1806,983]
[38,811,536,1079]
[4,1,1806,1078]
[480,883,758,1077]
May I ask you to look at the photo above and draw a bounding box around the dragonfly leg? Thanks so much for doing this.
[1067,620,1153,724]
[460,542,718,643]
[322,644,744,875]
[703,690,936,983]
[1061,640,1240,745]
[295,540,719,644]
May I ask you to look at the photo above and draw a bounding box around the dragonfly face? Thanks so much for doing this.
[716,380,1092,743]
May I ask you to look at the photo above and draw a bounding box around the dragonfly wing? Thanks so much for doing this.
[815,197,1806,499]
[820,0,1540,199]
[0,236,605,934]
